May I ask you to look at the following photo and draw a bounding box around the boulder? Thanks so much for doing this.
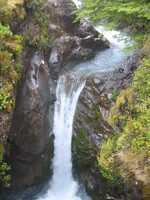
[49,23,66,38]
[80,35,110,51]
[49,35,109,80]
[75,19,100,38]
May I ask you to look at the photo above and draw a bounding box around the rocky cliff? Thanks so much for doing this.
[0,1,140,199]
[1,0,109,189]
[72,54,138,199]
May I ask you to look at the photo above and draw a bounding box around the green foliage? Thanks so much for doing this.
[110,89,119,102]
[23,0,53,50]
[0,0,25,24]
[74,0,150,49]
[25,0,48,29]
[0,144,11,188]
[0,23,12,36]
[0,91,13,111]
[98,33,103,39]
[132,57,150,100]
[97,138,122,186]
[23,33,52,50]
[106,49,150,198]
[110,88,135,128]
[0,22,22,112]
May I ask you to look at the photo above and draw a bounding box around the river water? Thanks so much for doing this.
[1,1,132,199]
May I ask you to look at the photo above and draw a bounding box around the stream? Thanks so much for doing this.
[1,1,132,199]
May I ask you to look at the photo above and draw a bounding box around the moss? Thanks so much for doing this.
[98,33,103,39]
[0,0,25,24]
[90,87,99,96]
[84,178,106,200]
[72,128,90,171]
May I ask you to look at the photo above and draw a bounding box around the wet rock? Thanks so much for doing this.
[46,0,109,81]
[49,35,109,80]
[8,49,54,189]
[46,0,77,34]
[49,23,66,38]
[72,53,139,199]
[81,35,110,51]
[81,173,99,191]
[76,19,100,38]
[1,0,110,190]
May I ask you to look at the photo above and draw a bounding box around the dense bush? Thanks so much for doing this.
[98,52,150,198]
[0,23,22,112]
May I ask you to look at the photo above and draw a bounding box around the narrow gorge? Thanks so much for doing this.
[0,0,149,200]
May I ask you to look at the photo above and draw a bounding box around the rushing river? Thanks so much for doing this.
[1,1,132,199]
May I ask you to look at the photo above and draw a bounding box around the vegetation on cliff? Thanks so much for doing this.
[0,0,52,189]
[0,0,52,111]
[98,52,150,199]
[0,144,11,188]
[0,22,22,113]
[0,0,25,190]
[23,0,53,50]
[74,0,150,199]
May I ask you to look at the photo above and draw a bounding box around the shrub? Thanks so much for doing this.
[0,23,22,112]
[0,144,11,188]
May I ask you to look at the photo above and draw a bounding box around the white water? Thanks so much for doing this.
[1,27,132,200]
[38,73,90,200]
[73,0,82,8]
[0,1,134,200]
[37,3,132,200]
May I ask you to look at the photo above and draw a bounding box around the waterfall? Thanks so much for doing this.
[38,73,90,200]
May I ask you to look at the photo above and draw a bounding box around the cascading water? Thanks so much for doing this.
[37,2,131,198]
[38,73,90,200]
[0,28,132,200]
[37,25,131,199]
[0,2,133,199]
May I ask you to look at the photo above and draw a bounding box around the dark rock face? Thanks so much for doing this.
[46,0,77,34]
[48,33,109,81]
[6,0,110,190]
[49,35,106,80]
[8,49,54,189]
[72,54,138,199]
[0,113,13,144]
[75,19,99,38]
[80,35,109,51]
[47,0,110,82]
